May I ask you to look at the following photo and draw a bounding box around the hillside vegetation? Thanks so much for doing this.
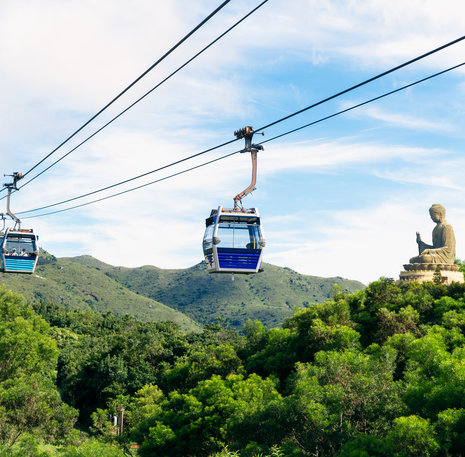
[65,255,365,329]
[3,278,465,456]
[0,251,199,332]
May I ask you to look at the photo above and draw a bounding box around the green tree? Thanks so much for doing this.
[336,434,395,457]
[59,438,127,456]
[245,302,360,380]
[0,287,77,446]
[0,375,76,446]
[0,289,58,382]
[436,408,465,456]
[285,347,402,456]
[403,327,465,418]
[56,315,189,424]
[347,279,438,346]
[134,374,282,457]
[376,306,420,343]
[387,416,439,457]
[163,343,244,392]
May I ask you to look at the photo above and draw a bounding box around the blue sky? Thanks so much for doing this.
[2,0,465,284]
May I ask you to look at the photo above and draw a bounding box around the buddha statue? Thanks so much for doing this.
[409,203,455,265]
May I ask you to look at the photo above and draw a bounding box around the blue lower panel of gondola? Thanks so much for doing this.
[4,257,36,273]
[217,248,261,270]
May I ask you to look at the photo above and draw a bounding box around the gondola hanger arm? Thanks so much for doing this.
[3,172,23,229]
[233,126,264,211]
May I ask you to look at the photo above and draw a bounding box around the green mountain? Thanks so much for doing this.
[65,256,365,329]
[0,250,364,331]
[0,251,199,332]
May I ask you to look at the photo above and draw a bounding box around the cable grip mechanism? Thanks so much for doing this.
[234,126,264,153]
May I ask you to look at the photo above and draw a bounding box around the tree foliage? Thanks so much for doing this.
[5,274,465,455]
[0,287,77,446]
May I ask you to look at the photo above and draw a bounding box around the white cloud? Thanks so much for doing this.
[0,1,187,105]
[265,198,465,284]
[3,0,465,286]
[259,139,446,175]
[344,105,453,132]
[373,167,465,192]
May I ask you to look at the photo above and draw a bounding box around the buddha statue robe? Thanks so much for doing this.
[410,220,455,265]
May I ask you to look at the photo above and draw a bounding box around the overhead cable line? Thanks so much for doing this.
[22,150,240,219]
[14,33,465,206]
[18,0,232,181]
[4,30,465,204]
[253,34,465,134]
[18,140,240,214]
[259,60,465,146]
[13,0,269,194]
[21,60,465,219]
[8,31,465,206]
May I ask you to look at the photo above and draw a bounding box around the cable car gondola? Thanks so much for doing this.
[202,127,266,274]
[0,172,39,274]
[1,227,39,274]
[203,206,265,273]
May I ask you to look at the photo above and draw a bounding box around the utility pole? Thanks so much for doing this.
[117,407,125,435]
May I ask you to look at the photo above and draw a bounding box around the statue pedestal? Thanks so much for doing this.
[399,264,464,284]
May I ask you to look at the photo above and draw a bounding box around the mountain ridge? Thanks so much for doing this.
[0,251,365,331]
[65,255,365,329]
[0,251,199,332]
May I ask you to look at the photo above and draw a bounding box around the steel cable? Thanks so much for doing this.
[21,60,465,219]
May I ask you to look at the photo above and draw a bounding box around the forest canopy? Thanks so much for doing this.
[2,278,465,456]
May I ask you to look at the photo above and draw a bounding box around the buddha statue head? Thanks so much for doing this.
[429,204,445,224]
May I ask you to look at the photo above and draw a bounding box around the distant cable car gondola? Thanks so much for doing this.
[1,227,39,274]
[0,172,39,274]
[202,127,265,274]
